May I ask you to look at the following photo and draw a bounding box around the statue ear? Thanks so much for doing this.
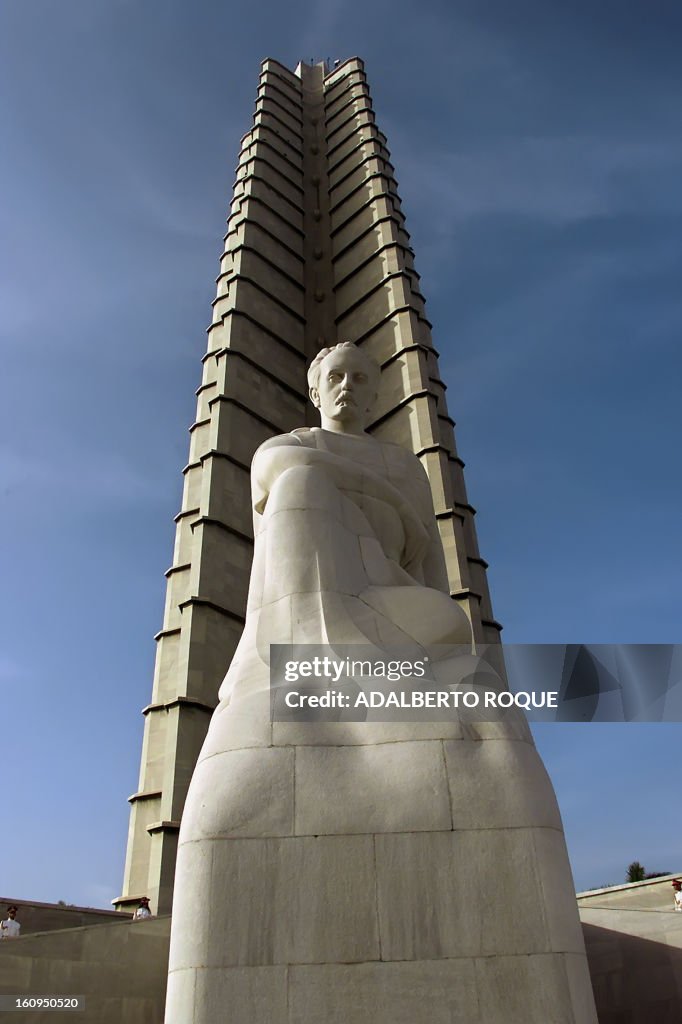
[309,386,320,408]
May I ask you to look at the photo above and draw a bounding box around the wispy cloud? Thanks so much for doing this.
[0,445,166,506]
[299,0,353,58]
[398,136,682,238]
[0,655,32,684]
[97,134,225,243]
[80,881,119,910]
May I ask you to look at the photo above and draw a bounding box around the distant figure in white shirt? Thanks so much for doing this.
[133,896,153,920]
[0,905,21,939]
[672,879,682,912]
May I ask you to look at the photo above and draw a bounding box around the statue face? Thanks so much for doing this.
[310,348,378,433]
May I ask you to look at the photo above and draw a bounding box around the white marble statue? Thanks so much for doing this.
[165,343,598,1024]
[219,341,472,715]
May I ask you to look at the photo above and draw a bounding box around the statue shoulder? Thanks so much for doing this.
[254,430,310,457]
[378,439,435,516]
[289,427,320,447]
[380,438,429,478]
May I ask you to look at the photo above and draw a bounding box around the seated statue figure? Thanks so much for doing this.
[218,340,472,714]
[165,343,597,1024]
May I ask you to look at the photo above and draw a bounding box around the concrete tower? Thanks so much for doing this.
[116,56,500,916]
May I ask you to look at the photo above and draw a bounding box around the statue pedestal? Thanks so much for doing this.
[165,685,598,1023]
[165,402,597,1022]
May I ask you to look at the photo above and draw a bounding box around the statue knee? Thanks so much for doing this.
[268,465,339,512]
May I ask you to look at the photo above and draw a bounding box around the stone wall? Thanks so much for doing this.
[578,874,682,1023]
[3,881,682,1023]
[0,915,169,1024]
[0,897,130,937]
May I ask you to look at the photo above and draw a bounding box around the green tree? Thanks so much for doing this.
[626,861,646,882]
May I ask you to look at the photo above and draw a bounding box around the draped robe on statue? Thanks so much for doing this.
[220,425,472,708]
[165,425,598,1024]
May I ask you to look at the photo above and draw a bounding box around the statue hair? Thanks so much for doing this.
[307,342,381,391]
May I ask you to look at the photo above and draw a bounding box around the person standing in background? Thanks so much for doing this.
[672,879,682,911]
[0,905,20,939]
[133,896,153,920]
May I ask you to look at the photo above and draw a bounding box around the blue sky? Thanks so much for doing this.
[1,0,680,906]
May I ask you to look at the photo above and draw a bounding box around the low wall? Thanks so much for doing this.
[0,897,130,936]
[578,874,682,1023]
[3,876,682,1023]
[0,915,170,1024]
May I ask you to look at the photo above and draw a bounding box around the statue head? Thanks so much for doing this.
[308,342,381,434]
